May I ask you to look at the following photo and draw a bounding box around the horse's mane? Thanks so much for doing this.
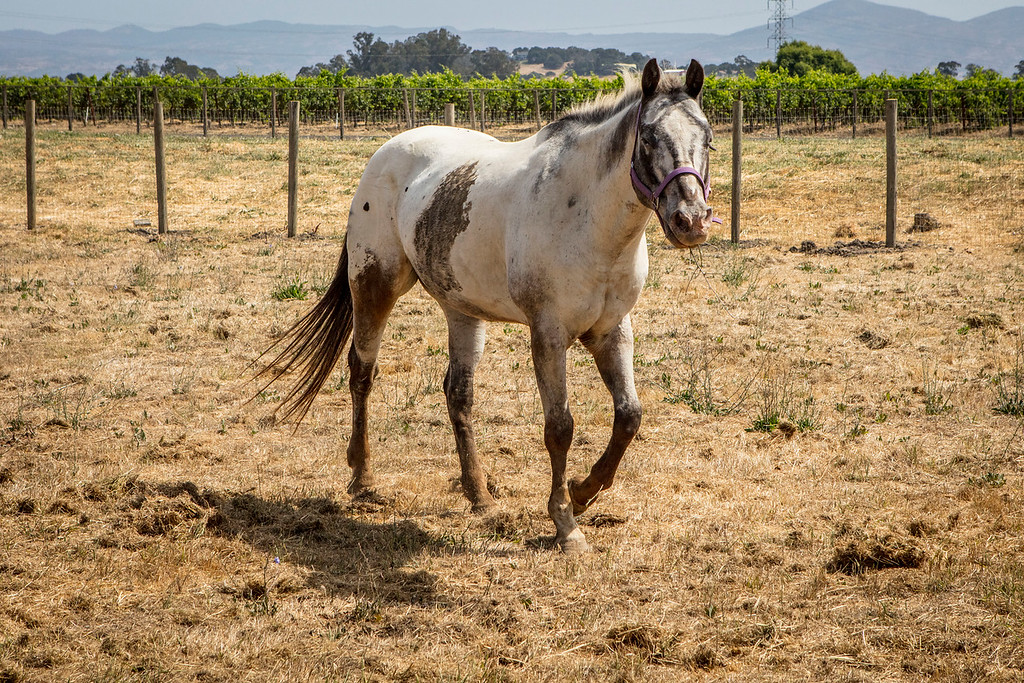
[556,69,687,127]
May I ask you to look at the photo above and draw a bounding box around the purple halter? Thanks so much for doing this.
[629,101,723,226]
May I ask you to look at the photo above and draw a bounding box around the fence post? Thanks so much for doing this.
[402,89,412,129]
[852,90,858,139]
[67,85,73,132]
[731,99,742,244]
[135,86,142,134]
[444,103,455,126]
[775,88,781,139]
[411,90,417,127]
[534,90,542,130]
[551,91,558,123]
[885,99,897,248]
[338,89,345,140]
[154,100,168,235]
[2,83,7,129]
[288,101,299,238]
[25,100,36,231]
[469,90,477,129]
[1009,87,1014,139]
[927,90,934,138]
[270,88,277,139]
[480,92,486,132]
[202,86,208,137]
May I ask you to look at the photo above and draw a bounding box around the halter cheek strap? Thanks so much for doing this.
[629,102,723,225]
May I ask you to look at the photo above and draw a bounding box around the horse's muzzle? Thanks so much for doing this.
[662,207,712,249]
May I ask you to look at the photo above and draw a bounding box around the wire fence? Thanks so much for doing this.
[0,84,1018,140]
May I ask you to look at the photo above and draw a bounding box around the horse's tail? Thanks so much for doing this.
[252,236,353,425]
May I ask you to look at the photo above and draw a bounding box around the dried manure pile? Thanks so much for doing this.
[0,129,1023,680]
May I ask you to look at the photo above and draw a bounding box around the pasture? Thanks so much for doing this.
[1,126,1023,681]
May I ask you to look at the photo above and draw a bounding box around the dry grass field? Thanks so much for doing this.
[1,123,1023,681]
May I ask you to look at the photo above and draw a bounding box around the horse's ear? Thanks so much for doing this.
[641,58,660,99]
[684,59,705,99]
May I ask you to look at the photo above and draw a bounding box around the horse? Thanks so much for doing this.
[256,59,719,552]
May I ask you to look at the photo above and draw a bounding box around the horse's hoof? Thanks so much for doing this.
[556,528,590,554]
[568,477,598,516]
[347,472,376,495]
[471,501,498,515]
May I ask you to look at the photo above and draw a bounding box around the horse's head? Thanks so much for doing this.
[630,58,719,249]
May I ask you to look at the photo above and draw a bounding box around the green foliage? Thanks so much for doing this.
[769,41,858,77]
[1,63,1020,134]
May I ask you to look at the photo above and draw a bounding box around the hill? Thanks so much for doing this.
[0,0,1021,77]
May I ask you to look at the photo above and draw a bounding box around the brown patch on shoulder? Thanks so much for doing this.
[414,162,479,292]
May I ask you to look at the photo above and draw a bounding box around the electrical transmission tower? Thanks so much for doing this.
[767,0,794,55]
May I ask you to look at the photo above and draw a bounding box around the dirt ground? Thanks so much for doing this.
[0,124,1023,681]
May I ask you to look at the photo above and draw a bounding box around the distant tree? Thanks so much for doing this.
[964,63,999,78]
[937,61,960,78]
[159,56,219,80]
[770,41,857,76]
[112,57,157,78]
[706,55,759,78]
[1016,60,1024,80]
[65,73,86,82]
[296,54,348,78]
[455,47,516,78]
[347,32,392,76]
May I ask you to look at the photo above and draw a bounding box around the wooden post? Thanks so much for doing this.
[135,86,142,134]
[25,100,36,230]
[154,100,168,235]
[444,103,455,126]
[552,91,558,123]
[402,89,412,129]
[287,101,299,238]
[202,86,208,137]
[469,90,477,129]
[338,88,345,140]
[1008,88,1014,139]
[534,90,542,130]
[885,99,897,248]
[775,88,781,139]
[2,83,7,129]
[411,90,417,127]
[928,90,934,138]
[731,99,742,244]
[852,90,858,139]
[67,85,73,132]
[271,88,277,138]
[480,92,486,132]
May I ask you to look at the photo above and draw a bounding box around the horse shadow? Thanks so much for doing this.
[147,481,452,607]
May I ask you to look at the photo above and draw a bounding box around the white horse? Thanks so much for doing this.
[258,59,719,552]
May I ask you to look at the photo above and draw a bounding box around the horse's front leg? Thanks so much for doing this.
[570,317,642,515]
[530,321,589,553]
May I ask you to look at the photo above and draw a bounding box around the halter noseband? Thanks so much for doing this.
[629,100,723,226]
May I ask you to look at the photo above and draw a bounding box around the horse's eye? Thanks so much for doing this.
[708,143,717,152]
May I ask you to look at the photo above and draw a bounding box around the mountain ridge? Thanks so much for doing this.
[1,0,1021,77]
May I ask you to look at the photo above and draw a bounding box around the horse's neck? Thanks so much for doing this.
[561,99,650,253]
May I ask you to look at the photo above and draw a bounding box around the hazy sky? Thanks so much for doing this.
[1,0,1021,35]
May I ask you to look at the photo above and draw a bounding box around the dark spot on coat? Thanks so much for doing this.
[568,196,577,208]
[363,202,370,212]
[414,162,479,293]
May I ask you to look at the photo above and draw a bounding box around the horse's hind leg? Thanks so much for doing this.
[442,309,496,513]
[346,249,416,495]
[569,317,642,514]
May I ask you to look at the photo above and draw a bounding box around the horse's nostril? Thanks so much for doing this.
[671,211,690,231]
